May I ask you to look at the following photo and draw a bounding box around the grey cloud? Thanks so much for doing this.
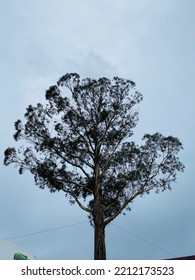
[0,0,194,259]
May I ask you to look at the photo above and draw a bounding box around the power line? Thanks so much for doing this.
[5,220,176,258]
[5,221,89,241]
[111,223,177,258]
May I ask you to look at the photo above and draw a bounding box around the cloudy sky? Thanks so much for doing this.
[0,0,194,260]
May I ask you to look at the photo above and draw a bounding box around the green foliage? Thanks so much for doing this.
[13,252,29,260]
[4,73,184,225]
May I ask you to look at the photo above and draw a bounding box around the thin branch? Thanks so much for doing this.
[52,145,92,180]
[61,147,94,169]
[57,177,93,195]
[103,150,172,225]
[104,186,154,225]
[100,137,123,179]
[62,189,92,214]
[74,105,95,154]
[103,191,121,213]
[67,107,95,160]
[104,150,175,225]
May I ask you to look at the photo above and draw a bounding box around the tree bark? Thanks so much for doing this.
[93,192,106,260]
[94,219,106,260]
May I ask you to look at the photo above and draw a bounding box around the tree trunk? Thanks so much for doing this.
[94,219,106,260]
[93,191,106,260]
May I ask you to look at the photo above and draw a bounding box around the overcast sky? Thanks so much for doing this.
[0,0,194,260]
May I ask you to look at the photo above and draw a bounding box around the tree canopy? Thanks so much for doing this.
[4,73,185,259]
